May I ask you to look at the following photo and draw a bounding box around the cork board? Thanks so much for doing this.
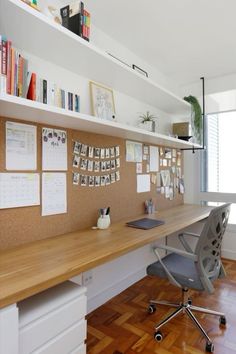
[0,116,183,250]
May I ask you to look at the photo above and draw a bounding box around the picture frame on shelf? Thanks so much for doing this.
[89,81,116,121]
[132,64,148,77]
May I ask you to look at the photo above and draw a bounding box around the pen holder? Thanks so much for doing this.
[97,215,111,229]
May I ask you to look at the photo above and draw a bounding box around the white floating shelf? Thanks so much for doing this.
[0,0,191,115]
[0,94,199,149]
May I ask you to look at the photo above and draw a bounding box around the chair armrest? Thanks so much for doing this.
[154,244,197,261]
[179,232,200,238]
[178,232,200,253]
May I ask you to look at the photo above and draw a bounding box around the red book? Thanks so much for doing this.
[6,40,12,94]
[27,72,36,100]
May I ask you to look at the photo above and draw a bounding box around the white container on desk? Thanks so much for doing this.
[18,281,87,354]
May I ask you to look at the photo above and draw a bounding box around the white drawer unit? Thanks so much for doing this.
[70,344,86,354]
[18,281,87,354]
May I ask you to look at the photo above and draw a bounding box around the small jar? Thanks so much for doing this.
[97,215,111,229]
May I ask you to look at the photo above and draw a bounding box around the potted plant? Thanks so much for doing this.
[139,111,156,132]
[183,95,202,144]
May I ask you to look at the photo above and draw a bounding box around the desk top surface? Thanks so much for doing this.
[0,204,212,308]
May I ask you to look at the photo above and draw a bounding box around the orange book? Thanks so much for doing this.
[6,40,12,94]
[27,72,36,101]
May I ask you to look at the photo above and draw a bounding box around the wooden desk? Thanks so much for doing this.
[0,204,212,309]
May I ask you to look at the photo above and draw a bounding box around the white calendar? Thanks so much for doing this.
[0,173,40,209]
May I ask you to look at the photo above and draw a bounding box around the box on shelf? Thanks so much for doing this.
[172,122,191,137]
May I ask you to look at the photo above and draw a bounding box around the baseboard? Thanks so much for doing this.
[87,267,146,313]
[222,249,236,260]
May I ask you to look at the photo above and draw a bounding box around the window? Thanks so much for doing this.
[202,111,236,224]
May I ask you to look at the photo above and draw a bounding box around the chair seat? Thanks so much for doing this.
[147,253,204,291]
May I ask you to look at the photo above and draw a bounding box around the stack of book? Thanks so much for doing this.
[0,35,28,97]
[0,35,80,113]
[60,1,91,42]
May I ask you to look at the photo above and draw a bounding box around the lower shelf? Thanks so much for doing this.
[0,94,200,149]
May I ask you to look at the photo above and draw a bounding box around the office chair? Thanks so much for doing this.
[146,203,231,353]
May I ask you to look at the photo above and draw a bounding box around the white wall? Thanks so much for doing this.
[73,242,165,313]
[38,0,181,97]
[181,72,236,98]
[23,50,172,133]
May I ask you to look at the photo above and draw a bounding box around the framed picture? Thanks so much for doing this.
[90,81,116,121]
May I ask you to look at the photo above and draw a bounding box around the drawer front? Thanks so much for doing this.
[34,320,86,354]
[20,296,86,354]
[70,343,86,354]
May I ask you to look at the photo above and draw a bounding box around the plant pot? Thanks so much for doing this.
[139,121,153,132]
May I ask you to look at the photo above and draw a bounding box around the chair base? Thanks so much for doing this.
[149,288,226,352]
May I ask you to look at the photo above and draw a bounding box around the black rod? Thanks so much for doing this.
[181,77,206,152]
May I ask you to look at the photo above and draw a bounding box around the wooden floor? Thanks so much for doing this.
[87,259,236,354]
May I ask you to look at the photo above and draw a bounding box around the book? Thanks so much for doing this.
[54,85,61,107]
[80,1,84,38]
[61,89,65,109]
[69,13,81,36]
[74,94,80,112]
[6,40,11,94]
[0,35,7,93]
[43,79,47,104]
[22,58,28,98]
[60,5,70,29]
[10,47,15,95]
[27,72,36,100]
[18,55,23,97]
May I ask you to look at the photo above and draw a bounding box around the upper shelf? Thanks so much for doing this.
[0,0,191,115]
[0,94,199,149]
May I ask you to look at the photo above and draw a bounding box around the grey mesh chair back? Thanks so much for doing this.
[195,203,231,293]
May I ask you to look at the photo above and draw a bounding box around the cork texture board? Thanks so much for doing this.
[0,116,183,250]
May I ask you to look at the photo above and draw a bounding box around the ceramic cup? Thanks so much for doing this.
[97,215,111,229]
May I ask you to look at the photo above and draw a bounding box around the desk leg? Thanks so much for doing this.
[0,304,19,354]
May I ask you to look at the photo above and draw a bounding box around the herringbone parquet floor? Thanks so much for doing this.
[87,259,236,354]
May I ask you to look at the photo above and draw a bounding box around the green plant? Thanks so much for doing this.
[183,95,202,142]
[139,111,156,123]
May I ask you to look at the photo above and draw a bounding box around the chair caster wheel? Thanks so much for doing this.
[219,315,226,326]
[148,304,156,314]
[154,331,163,342]
[206,342,214,352]
[187,298,192,305]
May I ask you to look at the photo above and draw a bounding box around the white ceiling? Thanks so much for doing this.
[86,0,236,88]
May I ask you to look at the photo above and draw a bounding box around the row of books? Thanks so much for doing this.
[27,73,80,112]
[60,1,90,42]
[0,35,80,112]
[0,35,28,97]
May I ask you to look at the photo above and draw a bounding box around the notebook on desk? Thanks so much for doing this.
[126,218,165,230]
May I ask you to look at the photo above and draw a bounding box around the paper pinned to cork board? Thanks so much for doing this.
[42,172,67,216]
[137,174,150,193]
[6,121,37,171]
[149,146,159,172]
[0,173,40,209]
